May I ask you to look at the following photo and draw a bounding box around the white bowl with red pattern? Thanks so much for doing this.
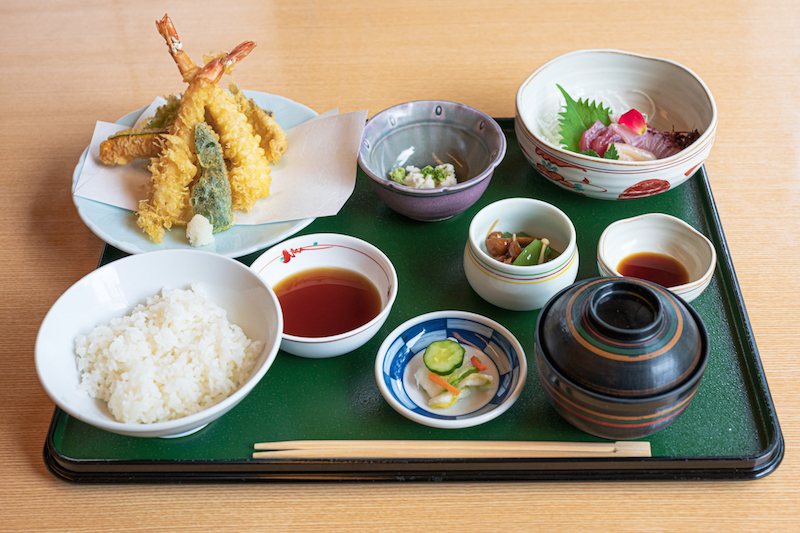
[250,233,398,358]
[515,49,717,201]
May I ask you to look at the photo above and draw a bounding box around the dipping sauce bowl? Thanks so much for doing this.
[251,233,398,359]
[597,213,716,302]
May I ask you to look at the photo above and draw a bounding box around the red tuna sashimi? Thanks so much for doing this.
[579,121,684,160]
[579,120,621,157]
[612,124,682,159]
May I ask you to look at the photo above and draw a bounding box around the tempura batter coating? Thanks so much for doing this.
[134,78,217,241]
[99,129,165,165]
[137,134,197,242]
[230,82,288,163]
[205,85,271,213]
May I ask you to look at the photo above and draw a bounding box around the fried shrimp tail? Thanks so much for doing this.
[156,14,199,82]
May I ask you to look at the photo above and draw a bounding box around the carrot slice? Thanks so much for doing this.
[427,372,460,396]
[471,356,488,372]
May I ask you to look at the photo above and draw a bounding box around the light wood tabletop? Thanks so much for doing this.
[2,0,798,530]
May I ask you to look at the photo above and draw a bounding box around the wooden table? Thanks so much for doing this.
[2,0,797,530]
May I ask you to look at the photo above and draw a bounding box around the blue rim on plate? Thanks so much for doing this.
[72,90,317,258]
[375,310,526,429]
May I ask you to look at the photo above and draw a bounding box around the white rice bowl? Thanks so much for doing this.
[35,250,283,438]
[75,285,262,424]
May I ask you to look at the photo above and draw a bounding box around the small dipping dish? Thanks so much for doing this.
[597,213,716,302]
[358,100,507,222]
[251,233,398,358]
[535,277,709,439]
[464,197,579,311]
[375,311,526,429]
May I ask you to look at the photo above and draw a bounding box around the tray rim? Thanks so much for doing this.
[42,122,785,482]
[42,402,784,482]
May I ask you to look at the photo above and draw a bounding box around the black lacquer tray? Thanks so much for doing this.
[44,119,783,482]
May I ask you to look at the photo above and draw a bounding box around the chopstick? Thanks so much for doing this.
[252,440,651,460]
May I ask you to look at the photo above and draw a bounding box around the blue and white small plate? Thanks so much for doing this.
[375,311,526,429]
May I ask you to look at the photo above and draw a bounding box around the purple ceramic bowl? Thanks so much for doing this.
[358,100,507,222]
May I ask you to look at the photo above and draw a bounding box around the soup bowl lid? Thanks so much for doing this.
[536,277,708,398]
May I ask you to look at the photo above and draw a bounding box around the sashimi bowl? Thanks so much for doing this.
[375,311,526,429]
[250,233,398,359]
[516,49,717,200]
[358,100,507,221]
[35,250,283,438]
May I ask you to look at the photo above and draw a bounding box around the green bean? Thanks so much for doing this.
[513,239,545,266]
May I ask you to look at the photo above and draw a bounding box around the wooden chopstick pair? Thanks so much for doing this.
[252,440,651,460]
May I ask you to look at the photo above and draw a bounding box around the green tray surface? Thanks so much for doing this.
[45,119,782,481]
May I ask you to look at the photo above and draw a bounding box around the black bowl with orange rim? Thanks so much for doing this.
[534,277,709,440]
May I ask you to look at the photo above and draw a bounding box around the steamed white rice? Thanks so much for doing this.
[74,284,263,424]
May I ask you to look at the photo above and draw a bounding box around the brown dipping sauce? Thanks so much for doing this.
[616,252,690,288]
[274,267,382,338]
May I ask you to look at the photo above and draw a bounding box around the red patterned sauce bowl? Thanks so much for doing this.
[534,277,709,439]
[250,233,398,359]
[515,49,717,201]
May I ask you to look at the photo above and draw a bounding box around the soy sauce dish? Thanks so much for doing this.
[375,311,526,429]
[251,233,398,359]
[597,213,716,303]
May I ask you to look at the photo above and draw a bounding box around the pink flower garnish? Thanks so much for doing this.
[618,109,647,135]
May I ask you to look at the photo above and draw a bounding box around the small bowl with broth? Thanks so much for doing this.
[463,198,579,311]
[597,213,716,303]
[250,233,398,358]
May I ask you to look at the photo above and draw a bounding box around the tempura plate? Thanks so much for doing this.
[71,91,316,258]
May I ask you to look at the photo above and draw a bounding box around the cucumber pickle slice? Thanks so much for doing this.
[423,340,466,375]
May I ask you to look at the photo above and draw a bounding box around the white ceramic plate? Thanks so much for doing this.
[72,91,317,258]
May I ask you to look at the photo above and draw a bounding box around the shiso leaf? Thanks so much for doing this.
[604,144,619,160]
[556,84,612,153]
[580,145,619,160]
